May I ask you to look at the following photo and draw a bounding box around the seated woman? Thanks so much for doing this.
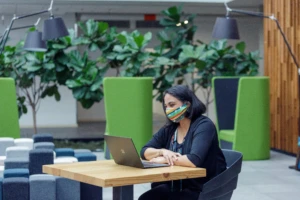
[139,85,227,200]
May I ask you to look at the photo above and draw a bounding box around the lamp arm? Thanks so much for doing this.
[0,17,16,54]
[229,9,270,19]
[273,18,300,72]
[225,3,300,72]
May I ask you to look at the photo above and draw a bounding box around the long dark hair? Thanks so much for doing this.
[162,85,206,125]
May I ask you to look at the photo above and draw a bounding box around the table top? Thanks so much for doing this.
[43,160,206,187]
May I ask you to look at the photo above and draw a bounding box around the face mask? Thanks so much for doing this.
[166,103,188,123]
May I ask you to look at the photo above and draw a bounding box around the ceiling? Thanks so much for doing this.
[0,0,264,15]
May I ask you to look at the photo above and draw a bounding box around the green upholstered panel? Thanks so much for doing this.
[0,78,20,138]
[219,130,235,142]
[103,77,153,156]
[234,77,270,160]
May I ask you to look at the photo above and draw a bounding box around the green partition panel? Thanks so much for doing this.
[103,77,153,158]
[0,78,20,138]
[234,77,270,160]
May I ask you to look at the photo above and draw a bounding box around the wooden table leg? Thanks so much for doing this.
[113,185,134,200]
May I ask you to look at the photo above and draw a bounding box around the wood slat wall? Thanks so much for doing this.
[264,0,300,154]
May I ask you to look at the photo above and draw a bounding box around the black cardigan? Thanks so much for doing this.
[140,115,227,192]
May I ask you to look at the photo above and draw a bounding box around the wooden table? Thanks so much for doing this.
[43,160,206,200]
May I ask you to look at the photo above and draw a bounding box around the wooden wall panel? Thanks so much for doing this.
[264,0,299,154]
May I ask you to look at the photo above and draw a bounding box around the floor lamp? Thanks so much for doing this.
[212,2,300,170]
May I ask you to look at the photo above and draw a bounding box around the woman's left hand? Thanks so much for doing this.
[150,156,168,164]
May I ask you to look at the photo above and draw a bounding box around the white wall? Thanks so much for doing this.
[0,13,78,128]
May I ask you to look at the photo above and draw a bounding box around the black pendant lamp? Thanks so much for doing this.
[24,31,47,52]
[212,17,240,40]
[43,16,69,40]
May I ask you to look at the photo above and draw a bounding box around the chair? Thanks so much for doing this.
[213,77,270,160]
[103,77,153,158]
[198,149,243,200]
[0,78,20,139]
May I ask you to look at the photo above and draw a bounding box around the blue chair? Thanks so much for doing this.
[3,177,29,200]
[198,149,243,200]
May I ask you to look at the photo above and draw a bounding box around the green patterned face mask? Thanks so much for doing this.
[166,104,188,123]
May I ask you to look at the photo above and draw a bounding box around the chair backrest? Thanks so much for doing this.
[213,77,240,132]
[103,77,153,157]
[0,78,20,138]
[234,77,270,160]
[198,149,243,200]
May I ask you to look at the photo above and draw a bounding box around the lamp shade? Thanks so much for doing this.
[24,31,47,52]
[43,17,69,40]
[212,17,240,40]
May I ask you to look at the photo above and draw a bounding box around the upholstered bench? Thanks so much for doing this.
[55,148,74,157]
[33,142,55,150]
[2,177,29,200]
[14,138,33,150]
[0,138,14,156]
[75,153,97,162]
[30,174,56,200]
[55,176,80,200]
[29,149,54,175]
[54,157,78,164]
[3,168,29,178]
[33,133,53,143]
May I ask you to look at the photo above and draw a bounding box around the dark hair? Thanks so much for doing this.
[162,85,206,125]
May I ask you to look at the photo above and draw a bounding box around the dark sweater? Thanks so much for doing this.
[140,115,227,192]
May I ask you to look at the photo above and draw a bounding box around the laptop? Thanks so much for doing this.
[104,135,169,169]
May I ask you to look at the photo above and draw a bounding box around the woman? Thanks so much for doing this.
[139,85,227,200]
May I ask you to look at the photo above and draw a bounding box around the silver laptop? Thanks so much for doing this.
[104,135,169,169]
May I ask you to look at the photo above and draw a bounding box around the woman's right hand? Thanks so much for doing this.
[160,149,181,166]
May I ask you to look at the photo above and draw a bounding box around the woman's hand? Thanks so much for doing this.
[161,149,181,166]
[150,156,168,164]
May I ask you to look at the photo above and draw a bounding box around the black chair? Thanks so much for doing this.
[198,149,243,200]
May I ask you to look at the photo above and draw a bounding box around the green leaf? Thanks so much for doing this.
[25,65,42,72]
[117,34,127,45]
[90,77,103,91]
[52,44,67,49]
[44,63,55,70]
[89,43,99,51]
[195,60,206,70]
[73,87,86,99]
[25,54,37,62]
[236,42,246,53]
[98,22,109,34]
[113,45,124,53]
[86,19,98,37]
[157,31,170,42]
[66,79,82,88]
[165,68,180,82]
[134,35,144,48]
